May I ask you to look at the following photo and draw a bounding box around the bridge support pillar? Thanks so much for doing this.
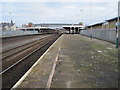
[74,27,76,34]
[70,27,72,34]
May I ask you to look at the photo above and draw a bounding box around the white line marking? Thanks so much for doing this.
[45,35,64,89]
[45,47,61,89]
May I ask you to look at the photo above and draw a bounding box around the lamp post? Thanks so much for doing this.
[90,0,93,39]
[9,12,12,19]
[116,1,120,48]
[80,10,83,33]
[80,9,83,22]
[9,12,12,30]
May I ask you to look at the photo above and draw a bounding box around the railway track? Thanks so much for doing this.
[1,35,52,61]
[1,34,60,89]
[1,34,51,53]
[1,35,55,73]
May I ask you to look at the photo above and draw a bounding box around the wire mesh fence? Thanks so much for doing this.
[80,29,120,44]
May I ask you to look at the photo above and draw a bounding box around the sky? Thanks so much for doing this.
[0,0,119,27]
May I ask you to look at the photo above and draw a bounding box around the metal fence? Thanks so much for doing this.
[80,29,120,44]
[1,30,38,37]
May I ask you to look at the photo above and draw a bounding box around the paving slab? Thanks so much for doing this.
[13,34,118,88]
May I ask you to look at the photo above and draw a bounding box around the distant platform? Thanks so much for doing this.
[1,30,38,38]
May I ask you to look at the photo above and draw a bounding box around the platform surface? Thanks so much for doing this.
[13,34,118,88]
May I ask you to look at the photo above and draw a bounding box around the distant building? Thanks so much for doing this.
[22,24,28,27]
[28,22,33,27]
[79,22,83,25]
[22,22,33,27]
[1,20,17,31]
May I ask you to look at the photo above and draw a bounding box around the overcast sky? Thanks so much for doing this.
[0,0,119,27]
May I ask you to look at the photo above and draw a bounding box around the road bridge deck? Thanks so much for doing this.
[12,34,118,89]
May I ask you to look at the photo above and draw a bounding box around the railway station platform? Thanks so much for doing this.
[12,34,118,88]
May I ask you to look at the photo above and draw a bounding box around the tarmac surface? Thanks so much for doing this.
[13,34,118,88]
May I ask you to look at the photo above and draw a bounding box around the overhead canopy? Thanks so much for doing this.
[63,25,85,30]
[63,25,85,34]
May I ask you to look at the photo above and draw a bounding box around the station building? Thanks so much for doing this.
[87,17,119,30]
[106,17,118,29]
[87,22,104,30]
